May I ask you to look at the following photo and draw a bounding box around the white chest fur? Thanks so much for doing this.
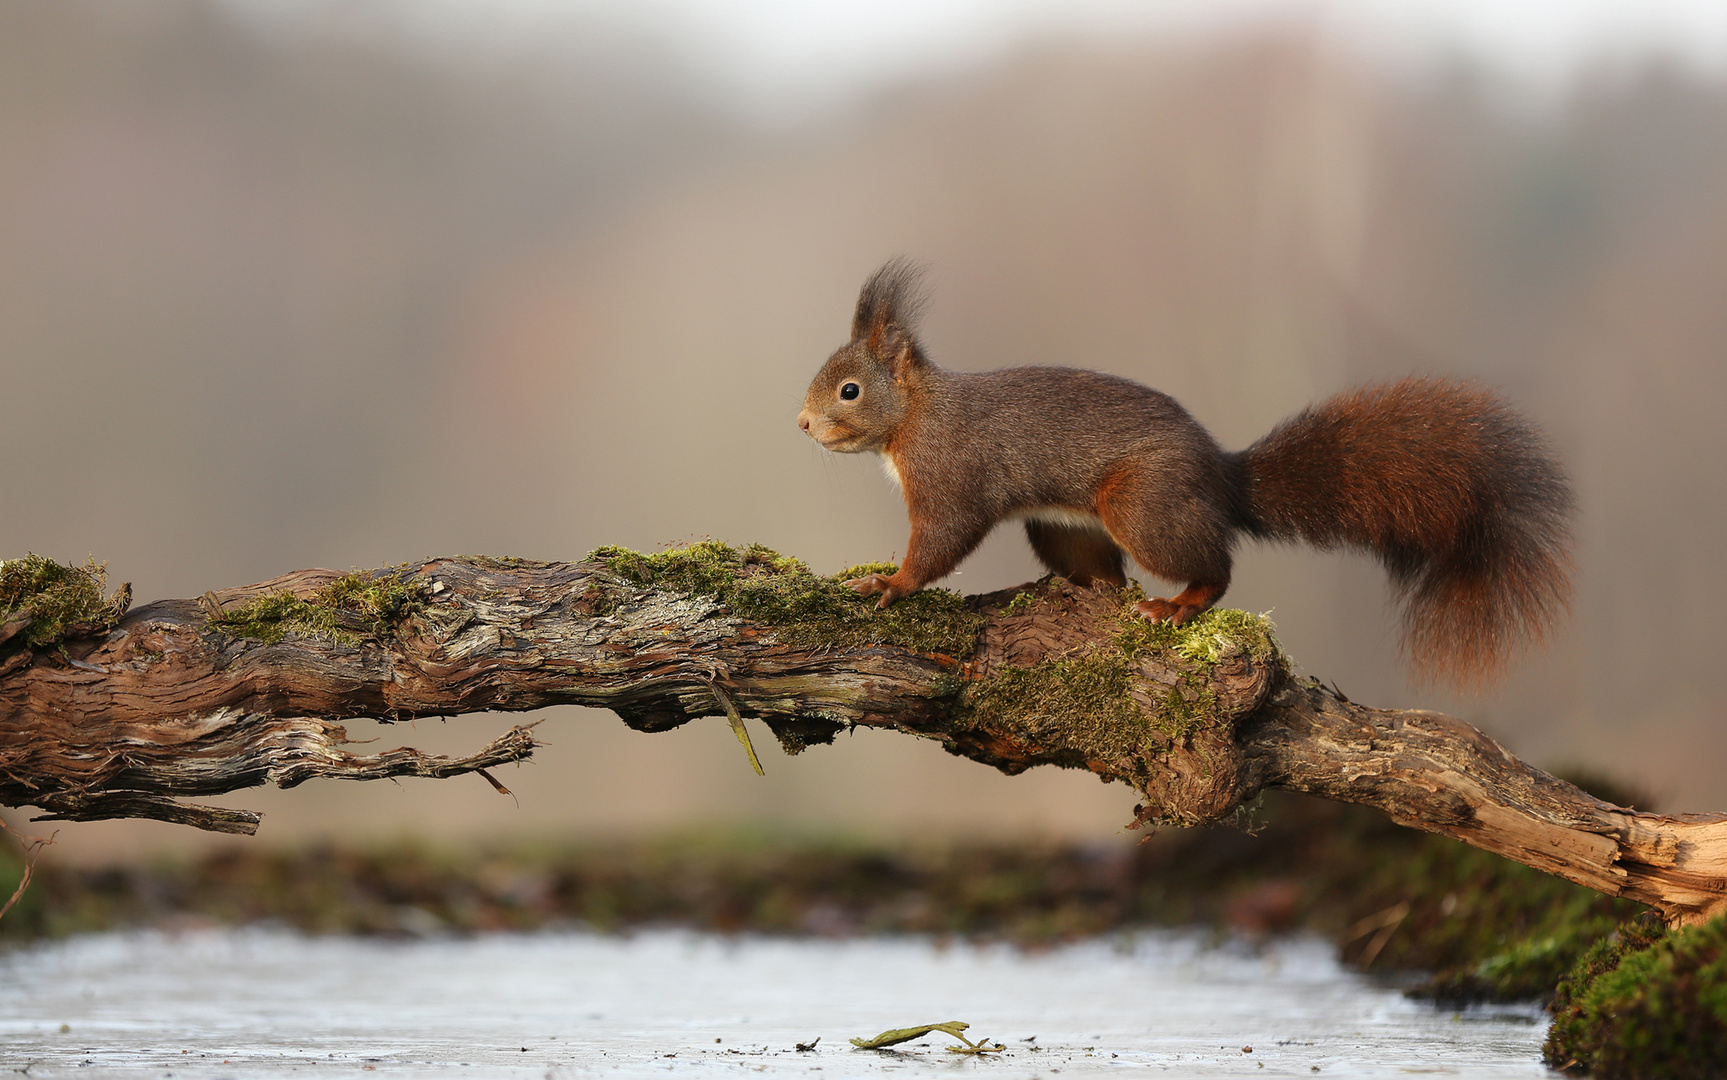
[877,451,903,490]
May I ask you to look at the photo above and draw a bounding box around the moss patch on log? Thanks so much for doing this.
[588,541,983,656]
[962,601,1282,764]
[1544,913,1727,1077]
[0,554,124,648]
[1115,601,1282,667]
[210,572,424,646]
[963,647,1147,761]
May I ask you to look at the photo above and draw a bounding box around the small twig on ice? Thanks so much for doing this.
[850,1020,1004,1054]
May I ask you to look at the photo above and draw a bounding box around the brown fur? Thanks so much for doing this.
[1240,379,1574,685]
[797,262,1574,688]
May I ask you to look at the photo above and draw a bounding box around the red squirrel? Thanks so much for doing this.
[797,260,1574,686]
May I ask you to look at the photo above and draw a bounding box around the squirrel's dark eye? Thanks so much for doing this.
[840,382,861,401]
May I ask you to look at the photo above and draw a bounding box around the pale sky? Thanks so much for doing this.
[227,0,1727,117]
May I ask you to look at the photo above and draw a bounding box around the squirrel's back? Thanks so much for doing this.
[900,366,1227,516]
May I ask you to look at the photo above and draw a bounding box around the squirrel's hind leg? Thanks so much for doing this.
[1093,462,1234,624]
[1023,519,1128,589]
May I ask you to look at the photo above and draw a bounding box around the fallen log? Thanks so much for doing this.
[2,543,1723,926]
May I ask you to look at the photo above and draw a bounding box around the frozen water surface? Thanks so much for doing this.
[1,928,1552,1078]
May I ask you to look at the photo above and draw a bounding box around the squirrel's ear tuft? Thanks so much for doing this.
[851,258,929,352]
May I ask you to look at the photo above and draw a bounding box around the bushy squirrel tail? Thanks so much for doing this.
[1237,377,1574,687]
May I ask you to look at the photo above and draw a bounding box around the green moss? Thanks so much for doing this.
[0,554,123,648]
[1544,914,1727,1077]
[1155,682,1221,743]
[961,601,1280,764]
[963,647,1148,762]
[1550,916,1671,1013]
[587,541,983,656]
[926,674,964,699]
[1127,607,1278,742]
[211,572,424,646]
[836,561,899,580]
[1349,834,1637,993]
[1115,602,1282,667]
[1418,929,1607,1005]
[1467,934,1579,999]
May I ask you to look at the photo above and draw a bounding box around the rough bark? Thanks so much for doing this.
[2,554,1722,927]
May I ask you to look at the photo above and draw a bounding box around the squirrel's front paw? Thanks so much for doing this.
[845,573,906,607]
[845,573,892,596]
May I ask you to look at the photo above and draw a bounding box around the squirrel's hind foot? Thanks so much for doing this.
[1135,598,1206,624]
[1134,581,1227,625]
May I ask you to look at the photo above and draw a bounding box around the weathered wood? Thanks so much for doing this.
[3,552,1722,925]
[1240,685,1727,926]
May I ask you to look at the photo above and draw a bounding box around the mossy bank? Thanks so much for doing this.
[0,792,1641,982]
[1544,912,1727,1078]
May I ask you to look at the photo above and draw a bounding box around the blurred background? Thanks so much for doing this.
[4,0,1727,863]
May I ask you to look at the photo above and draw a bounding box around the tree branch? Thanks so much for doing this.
[3,547,1722,925]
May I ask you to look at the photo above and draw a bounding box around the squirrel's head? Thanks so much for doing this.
[798,259,931,453]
